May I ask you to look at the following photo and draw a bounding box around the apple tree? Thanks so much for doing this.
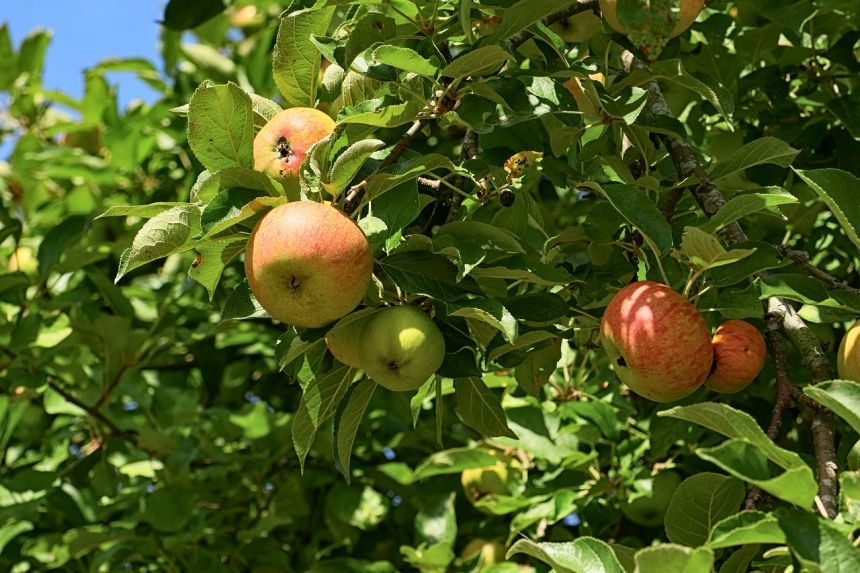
[2,0,860,571]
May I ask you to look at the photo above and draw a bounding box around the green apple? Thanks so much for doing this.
[838,321,860,382]
[599,281,713,402]
[325,310,375,368]
[461,538,506,569]
[253,107,335,180]
[244,201,373,328]
[461,463,510,501]
[357,305,445,391]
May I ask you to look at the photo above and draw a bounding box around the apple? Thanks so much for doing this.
[357,305,445,391]
[837,321,860,382]
[8,246,37,274]
[253,107,335,180]
[461,538,506,569]
[244,201,373,328]
[550,10,602,43]
[325,310,375,368]
[599,0,704,38]
[461,463,510,501]
[599,281,713,402]
[705,320,767,394]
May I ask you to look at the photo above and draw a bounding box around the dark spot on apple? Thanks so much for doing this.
[287,276,302,292]
[388,360,400,372]
[743,345,749,352]
[616,357,627,368]
[276,136,295,161]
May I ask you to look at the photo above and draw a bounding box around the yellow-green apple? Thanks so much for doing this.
[461,538,506,569]
[461,463,510,501]
[599,281,713,402]
[325,310,375,368]
[838,321,860,382]
[549,10,602,43]
[599,0,704,37]
[357,305,445,391]
[705,320,766,393]
[244,201,372,328]
[253,107,335,180]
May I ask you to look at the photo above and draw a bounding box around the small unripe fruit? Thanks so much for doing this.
[837,322,860,382]
[461,464,510,500]
[705,320,767,393]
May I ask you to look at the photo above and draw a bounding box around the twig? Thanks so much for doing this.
[811,415,839,518]
[94,363,129,410]
[508,1,599,51]
[47,380,136,443]
[779,247,860,295]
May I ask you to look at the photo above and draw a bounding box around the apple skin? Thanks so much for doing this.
[461,464,510,501]
[599,281,713,402]
[549,10,602,43]
[244,201,373,328]
[837,321,860,382]
[461,538,506,569]
[705,320,767,394]
[325,311,375,368]
[599,0,704,38]
[358,306,445,391]
[252,107,335,180]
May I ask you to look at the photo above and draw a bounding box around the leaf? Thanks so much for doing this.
[333,378,376,481]
[292,365,353,470]
[411,447,499,481]
[678,227,756,270]
[273,7,335,107]
[200,188,283,237]
[372,45,437,78]
[96,202,186,219]
[695,440,816,508]
[485,0,583,43]
[664,473,746,547]
[144,487,194,532]
[777,508,860,571]
[506,537,625,573]
[0,519,34,556]
[708,137,800,181]
[803,379,860,435]
[380,251,480,302]
[453,377,516,438]
[187,81,254,172]
[187,236,246,300]
[707,511,786,549]
[700,189,798,235]
[441,46,513,78]
[795,168,860,251]
[221,280,267,321]
[337,99,420,128]
[633,545,714,573]
[364,154,458,200]
[162,0,224,30]
[323,139,386,197]
[37,215,90,275]
[115,205,202,282]
[599,183,673,255]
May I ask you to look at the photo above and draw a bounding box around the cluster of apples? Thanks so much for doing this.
[599,281,767,402]
[244,106,445,392]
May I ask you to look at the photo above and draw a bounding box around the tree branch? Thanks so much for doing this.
[779,247,860,295]
[47,380,136,443]
[508,1,600,51]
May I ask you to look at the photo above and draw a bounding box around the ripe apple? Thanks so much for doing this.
[461,538,506,569]
[837,321,860,382]
[325,310,375,368]
[461,463,510,501]
[599,0,704,38]
[253,107,335,180]
[599,281,713,402]
[244,201,373,328]
[357,305,445,391]
[705,320,767,394]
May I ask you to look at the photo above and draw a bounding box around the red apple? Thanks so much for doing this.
[252,107,335,180]
[244,201,373,328]
[705,320,767,393]
[599,281,713,402]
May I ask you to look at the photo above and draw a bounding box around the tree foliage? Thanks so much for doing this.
[2,1,860,571]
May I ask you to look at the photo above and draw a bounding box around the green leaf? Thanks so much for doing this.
[803,379,860,435]
[187,81,254,172]
[485,0,583,43]
[411,447,499,481]
[678,227,756,270]
[700,189,798,235]
[441,46,513,78]
[144,487,194,532]
[707,511,786,549]
[707,242,790,287]
[187,236,246,300]
[0,519,34,557]
[664,473,746,547]
[506,537,625,573]
[842,471,860,521]
[372,45,437,78]
[709,138,800,181]
[599,183,673,255]
[380,251,480,301]
[96,202,186,219]
[273,7,335,107]
[115,205,202,282]
[162,0,224,30]
[200,188,283,238]
[633,545,714,573]
[292,365,353,470]
[333,378,376,481]
[221,280,267,321]
[777,508,860,571]
[37,215,90,276]
[696,440,816,508]
[453,377,516,438]
[323,139,386,197]
[337,99,420,128]
[364,154,457,200]
[795,168,860,251]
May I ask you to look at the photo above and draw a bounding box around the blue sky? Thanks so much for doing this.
[2,0,166,105]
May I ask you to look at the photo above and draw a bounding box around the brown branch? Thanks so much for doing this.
[94,363,129,410]
[779,247,860,295]
[47,380,136,443]
[628,52,840,518]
